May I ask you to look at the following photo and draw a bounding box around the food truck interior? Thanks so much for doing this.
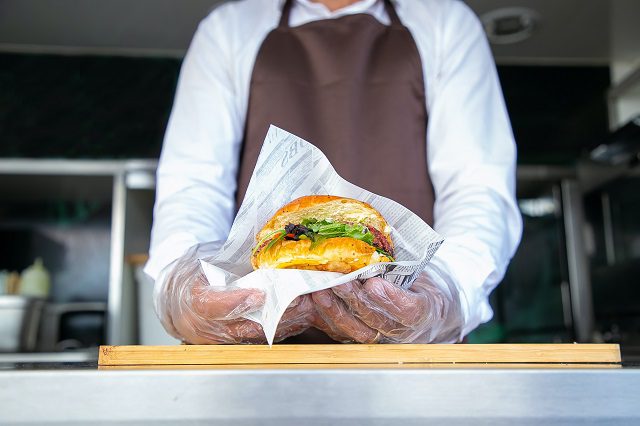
[0,0,639,362]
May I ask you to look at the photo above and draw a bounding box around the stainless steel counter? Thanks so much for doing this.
[1,368,639,425]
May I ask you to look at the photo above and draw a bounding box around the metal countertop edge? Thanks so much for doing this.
[2,366,640,376]
[1,368,639,423]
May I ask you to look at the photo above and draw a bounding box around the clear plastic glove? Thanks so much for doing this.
[155,244,315,344]
[310,267,463,343]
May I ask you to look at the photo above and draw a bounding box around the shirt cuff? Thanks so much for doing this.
[429,239,497,337]
[143,232,200,281]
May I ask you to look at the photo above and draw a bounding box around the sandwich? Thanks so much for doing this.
[251,195,394,273]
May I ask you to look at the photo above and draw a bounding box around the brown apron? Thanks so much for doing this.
[237,0,435,226]
[236,0,435,342]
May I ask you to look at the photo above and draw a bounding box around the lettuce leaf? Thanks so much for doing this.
[301,219,373,244]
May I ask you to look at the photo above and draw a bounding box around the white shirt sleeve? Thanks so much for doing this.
[144,11,243,281]
[425,1,523,337]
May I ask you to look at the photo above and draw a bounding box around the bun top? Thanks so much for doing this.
[257,195,391,242]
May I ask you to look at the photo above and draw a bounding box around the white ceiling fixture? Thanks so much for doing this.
[481,7,540,45]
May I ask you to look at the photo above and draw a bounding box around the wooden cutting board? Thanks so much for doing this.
[98,344,621,369]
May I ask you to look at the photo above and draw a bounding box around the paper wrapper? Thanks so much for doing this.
[200,126,444,344]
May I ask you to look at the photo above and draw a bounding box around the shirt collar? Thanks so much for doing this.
[294,0,380,18]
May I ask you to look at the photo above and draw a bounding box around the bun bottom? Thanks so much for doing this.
[252,237,391,273]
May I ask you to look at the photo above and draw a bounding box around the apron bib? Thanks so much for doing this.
[237,0,434,226]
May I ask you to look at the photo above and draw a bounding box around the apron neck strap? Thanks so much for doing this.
[279,0,294,28]
[383,0,402,27]
[279,0,402,28]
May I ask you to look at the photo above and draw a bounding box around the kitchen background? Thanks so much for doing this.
[0,0,639,361]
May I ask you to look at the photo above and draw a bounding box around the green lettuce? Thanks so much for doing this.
[301,218,374,245]
[255,218,394,261]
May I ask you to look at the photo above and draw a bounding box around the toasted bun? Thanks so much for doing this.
[256,195,391,242]
[252,195,393,272]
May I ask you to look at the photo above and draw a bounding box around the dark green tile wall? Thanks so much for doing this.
[0,53,180,158]
[0,54,610,163]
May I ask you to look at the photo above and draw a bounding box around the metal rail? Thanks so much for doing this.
[1,369,639,424]
[561,180,595,342]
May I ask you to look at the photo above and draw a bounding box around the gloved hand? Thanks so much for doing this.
[155,245,315,344]
[310,268,463,343]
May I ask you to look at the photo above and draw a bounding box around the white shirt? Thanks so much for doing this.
[145,0,523,338]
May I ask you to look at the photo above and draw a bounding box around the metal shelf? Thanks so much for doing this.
[0,159,158,347]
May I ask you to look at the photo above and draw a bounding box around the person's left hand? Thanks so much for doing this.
[310,272,461,343]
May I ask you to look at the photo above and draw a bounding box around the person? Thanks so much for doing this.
[145,0,522,344]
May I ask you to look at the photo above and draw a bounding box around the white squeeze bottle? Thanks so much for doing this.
[19,258,51,298]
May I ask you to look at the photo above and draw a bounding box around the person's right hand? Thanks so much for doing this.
[156,246,315,344]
